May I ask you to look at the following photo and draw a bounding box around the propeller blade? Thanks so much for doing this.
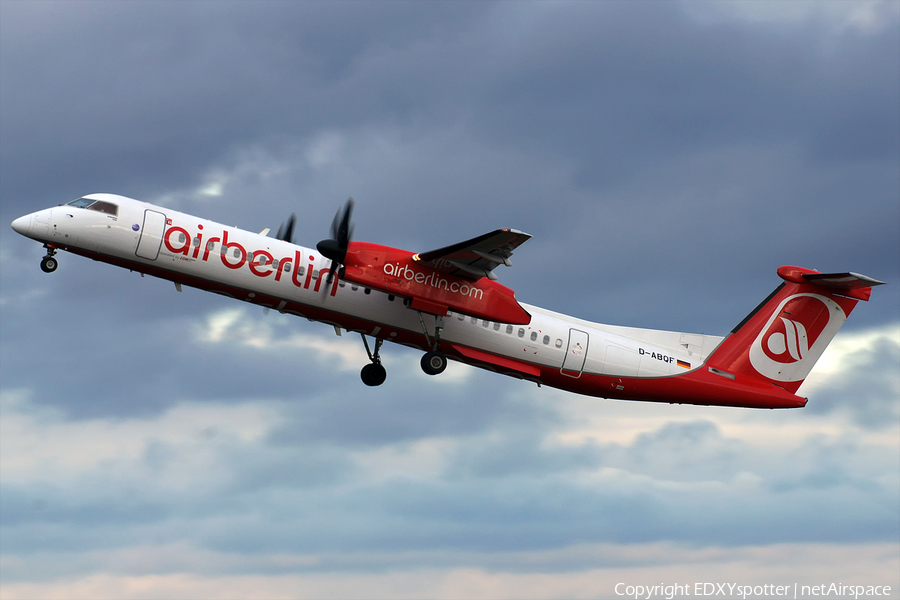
[337,197,354,246]
[316,197,355,292]
[325,259,339,285]
[275,213,296,244]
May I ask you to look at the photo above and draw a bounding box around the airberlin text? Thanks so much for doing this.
[162,224,338,295]
[384,262,484,300]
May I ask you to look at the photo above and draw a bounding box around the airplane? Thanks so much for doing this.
[11,193,884,409]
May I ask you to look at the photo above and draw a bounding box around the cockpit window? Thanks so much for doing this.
[67,198,95,208]
[66,197,118,216]
[87,200,118,215]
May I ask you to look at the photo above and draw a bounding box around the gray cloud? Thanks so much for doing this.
[1,0,897,595]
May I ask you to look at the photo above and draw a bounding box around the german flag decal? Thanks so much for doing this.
[677,359,691,369]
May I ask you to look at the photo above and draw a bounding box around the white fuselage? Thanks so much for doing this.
[13,194,725,399]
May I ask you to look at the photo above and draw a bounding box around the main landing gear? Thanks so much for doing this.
[40,246,58,273]
[360,335,387,387]
[417,312,448,376]
[421,351,448,375]
[357,312,449,387]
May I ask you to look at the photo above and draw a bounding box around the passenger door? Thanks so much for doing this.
[561,328,589,378]
[135,210,166,260]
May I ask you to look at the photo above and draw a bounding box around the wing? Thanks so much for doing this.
[412,228,531,281]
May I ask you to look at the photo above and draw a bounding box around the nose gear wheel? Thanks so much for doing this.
[40,245,58,273]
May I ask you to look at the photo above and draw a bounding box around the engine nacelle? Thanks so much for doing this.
[342,242,531,324]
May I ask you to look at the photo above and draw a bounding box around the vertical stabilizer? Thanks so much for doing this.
[705,266,883,394]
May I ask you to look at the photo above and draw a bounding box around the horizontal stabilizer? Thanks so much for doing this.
[777,266,885,301]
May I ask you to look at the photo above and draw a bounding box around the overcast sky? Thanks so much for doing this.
[1,1,898,598]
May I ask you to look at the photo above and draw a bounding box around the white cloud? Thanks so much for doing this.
[192,307,369,369]
[1,324,896,597]
[1,543,897,600]
[0,388,277,488]
[196,180,224,198]
[801,323,900,395]
[679,0,900,33]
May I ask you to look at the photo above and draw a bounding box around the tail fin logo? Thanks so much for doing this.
[749,293,845,382]
[764,316,815,364]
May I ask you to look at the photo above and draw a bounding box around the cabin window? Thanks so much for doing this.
[555,338,563,348]
[518,328,525,338]
[530,331,538,342]
[351,285,359,291]
[364,288,371,295]
[247,252,254,262]
[543,335,550,345]
[388,294,395,301]
[493,322,501,331]
[232,248,241,259]
[272,259,279,270]
[312,269,319,280]
[506,325,513,334]
[458,314,465,321]
[192,236,201,247]
[207,241,216,251]
[482,320,489,328]
[471,317,478,324]
[298,266,306,276]
[178,232,187,245]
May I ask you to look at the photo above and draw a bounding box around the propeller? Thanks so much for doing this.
[275,213,296,244]
[316,197,354,286]
[262,213,297,316]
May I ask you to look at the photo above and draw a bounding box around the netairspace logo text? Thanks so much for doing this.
[614,582,894,600]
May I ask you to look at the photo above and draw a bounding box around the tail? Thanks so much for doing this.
[705,266,884,394]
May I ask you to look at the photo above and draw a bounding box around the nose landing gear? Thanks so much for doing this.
[40,246,58,273]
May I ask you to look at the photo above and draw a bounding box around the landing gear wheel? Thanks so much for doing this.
[359,335,386,386]
[421,351,447,375]
[361,363,387,387]
[40,256,58,273]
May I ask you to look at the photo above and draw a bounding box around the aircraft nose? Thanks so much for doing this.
[11,214,32,235]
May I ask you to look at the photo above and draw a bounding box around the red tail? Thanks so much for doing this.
[705,266,883,394]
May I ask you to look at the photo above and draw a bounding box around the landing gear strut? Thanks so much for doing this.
[417,313,448,376]
[40,246,58,273]
[360,335,387,386]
